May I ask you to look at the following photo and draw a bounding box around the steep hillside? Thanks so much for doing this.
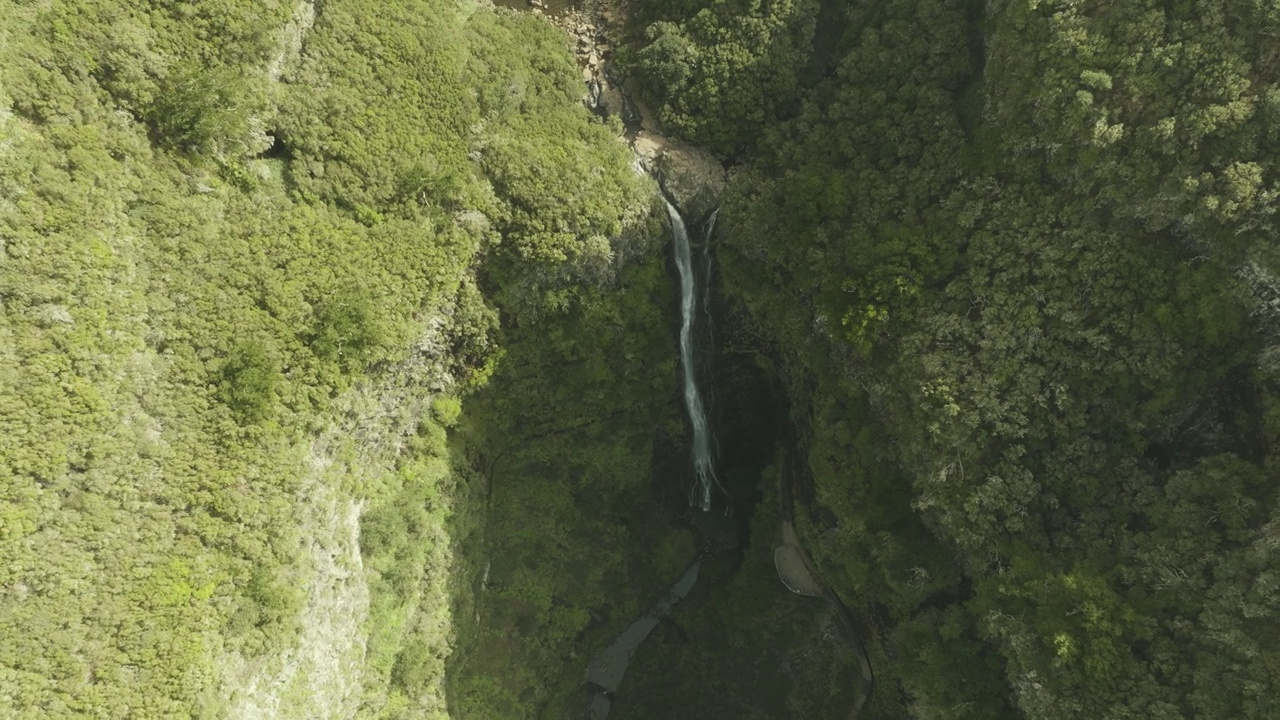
[8,0,1280,718]
[0,1,654,716]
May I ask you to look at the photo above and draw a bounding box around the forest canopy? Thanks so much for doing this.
[619,0,1280,716]
[4,0,1280,718]
[0,0,650,717]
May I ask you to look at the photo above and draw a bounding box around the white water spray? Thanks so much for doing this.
[667,201,716,512]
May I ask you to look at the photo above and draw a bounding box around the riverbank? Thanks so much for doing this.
[603,459,865,719]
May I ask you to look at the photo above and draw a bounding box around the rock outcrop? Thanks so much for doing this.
[550,6,726,220]
[632,132,725,222]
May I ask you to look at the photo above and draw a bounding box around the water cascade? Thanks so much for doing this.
[582,187,727,719]
[666,201,717,512]
[702,209,718,336]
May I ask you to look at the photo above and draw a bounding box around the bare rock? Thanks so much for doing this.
[598,82,625,117]
[632,132,726,220]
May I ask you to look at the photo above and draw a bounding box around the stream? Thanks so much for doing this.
[583,201,723,719]
[581,197,873,718]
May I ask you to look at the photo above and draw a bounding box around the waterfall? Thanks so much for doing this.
[582,200,726,719]
[666,201,716,512]
[701,209,718,336]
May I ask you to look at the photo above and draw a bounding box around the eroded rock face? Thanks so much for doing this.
[551,7,726,220]
[633,132,725,222]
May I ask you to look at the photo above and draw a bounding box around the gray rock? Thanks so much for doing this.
[620,93,641,124]
[598,83,625,117]
[632,132,726,220]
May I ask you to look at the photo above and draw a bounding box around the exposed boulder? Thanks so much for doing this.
[543,5,726,217]
[597,81,625,118]
[586,78,602,109]
[633,132,726,221]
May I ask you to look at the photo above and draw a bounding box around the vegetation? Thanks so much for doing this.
[613,468,861,720]
[0,0,652,717]
[623,0,818,155]
[622,0,1280,716]
[7,0,1280,717]
[447,248,694,717]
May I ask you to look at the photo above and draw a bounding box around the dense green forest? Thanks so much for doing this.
[3,0,1280,718]
[621,0,1280,716]
[0,0,653,716]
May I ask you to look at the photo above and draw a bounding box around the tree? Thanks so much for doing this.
[147,62,265,158]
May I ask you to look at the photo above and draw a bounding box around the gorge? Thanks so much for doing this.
[4,0,1280,719]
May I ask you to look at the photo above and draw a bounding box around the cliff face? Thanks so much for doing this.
[632,132,725,223]
[225,318,461,719]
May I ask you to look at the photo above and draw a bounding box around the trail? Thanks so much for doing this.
[775,453,875,718]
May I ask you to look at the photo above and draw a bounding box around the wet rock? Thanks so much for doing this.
[587,78,602,109]
[620,93,641,125]
[598,82,625,117]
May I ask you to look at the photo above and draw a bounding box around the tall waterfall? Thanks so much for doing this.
[666,201,716,512]
[583,201,726,720]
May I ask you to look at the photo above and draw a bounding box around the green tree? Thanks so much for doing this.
[147,62,265,157]
[218,341,280,422]
[307,289,386,372]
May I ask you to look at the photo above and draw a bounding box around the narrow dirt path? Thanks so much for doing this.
[775,453,875,718]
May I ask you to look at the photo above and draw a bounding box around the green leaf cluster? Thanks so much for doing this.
[624,0,820,154]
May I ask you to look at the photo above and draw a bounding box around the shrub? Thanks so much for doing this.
[430,396,462,427]
[218,341,279,422]
[147,62,265,157]
[307,289,386,372]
